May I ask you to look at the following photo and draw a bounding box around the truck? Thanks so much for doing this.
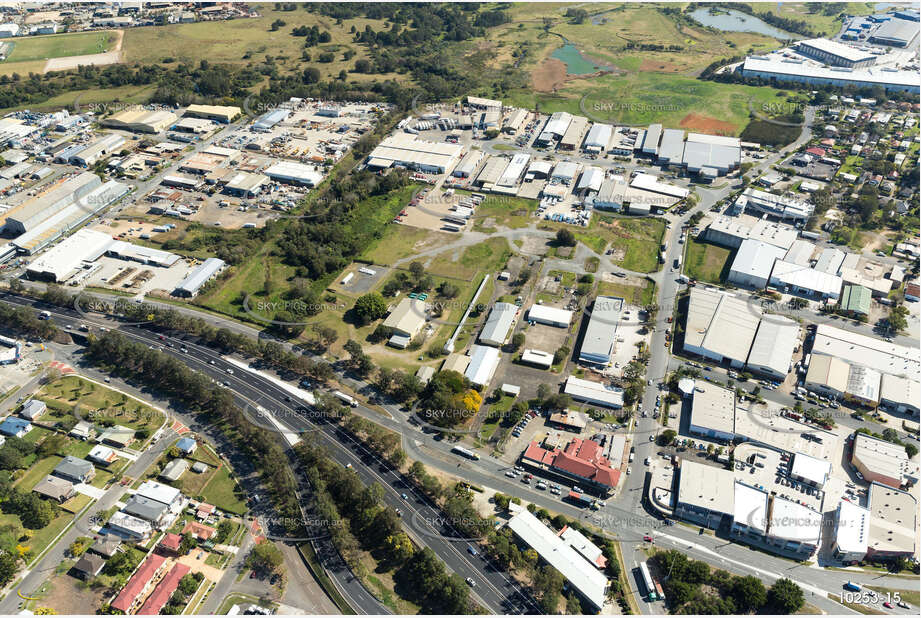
[674,255,682,269]
[566,490,594,508]
[677,274,689,284]
[843,582,860,592]
[333,390,358,407]
[639,562,659,601]
[451,445,480,460]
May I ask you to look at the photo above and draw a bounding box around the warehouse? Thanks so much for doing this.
[746,316,799,380]
[839,284,872,317]
[26,228,114,282]
[497,153,530,187]
[727,239,787,289]
[527,304,572,327]
[765,497,822,556]
[520,349,554,369]
[804,354,850,399]
[814,247,846,275]
[224,171,269,197]
[101,108,178,133]
[812,324,919,380]
[106,240,180,268]
[2,172,103,235]
[582,123,612,153]
[705,216,799,251]
[681,132,741,175]
[502,108,528,134]
[576,167,604,194]
[790,452,831,488]
[578,295,621,366]
[535,111,572,147]
[641,123,662,156]
[629,173,690,200]
[739,56,919,93]
[870,17,919,47]
[465,344,500,389]
[657,128,685,165]
[173,257,226,297]
[675,460,736,529]
[161,174,202,190]
[867,483,917,559]
[172,117,214,134]
[769,260,842,299]
[466,96,502,110]
[0,23,20,37]
[474,156,508,187]
[525,160,552,181]
[550,161,580,185]
[382,298,428,347]
[796,39,876,68]
[252,109,290,132]
[852,434,913,489]
[558,115,589,151]
[847,364,883,405]
[689,383,736,441]
[0,117,39,146]
[264,160,323,187]
[479,302,518,347]
[879,374,920,415]
[683,288,761,368]
[367,134,463,174]
[183,104,241,124]
[563,376,623,409]
[730,482,769,540]
[452,150,485,178]
[833,500,871,562]
[70,134,126,167]
[591,177,625,211]
[506,509,609,611]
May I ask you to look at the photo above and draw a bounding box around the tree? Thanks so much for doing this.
[555,228,576,247]
[767,578,804,614]
[246,540,284,573]
[659,429,677,446]
[352,293,388,325]
[905,443,918,459]
[510,332,525,351]
[0,551,18,587]
[888,305,909,334]
[731,575,767,612]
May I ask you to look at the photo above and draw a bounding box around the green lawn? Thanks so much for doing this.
[14,455,62,491]
[1,31,115,63]
[25,513,74,560]
[597,279,656,306]
[456,190,537,232]
[200,465,247,515]
[684,237,734,283]
[358,225,455,266]
[427,237,511,281]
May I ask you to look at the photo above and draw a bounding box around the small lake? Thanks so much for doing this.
[689,7,797,39]
[551,44,603,75]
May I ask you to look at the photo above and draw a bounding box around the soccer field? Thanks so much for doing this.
[0,31,114,63]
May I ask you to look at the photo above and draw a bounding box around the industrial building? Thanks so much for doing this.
[683,288,761,368]
[642,123,662,156]
[497,153,530,187]
[688,383,736,442]
[526,304,572,327]
[382,298,428,348]
[578,295,622,365]
[839,284,872,317]
[452,150,485,178]
[520,348,554,369]
[769,260,842,300]
[727,239,787,289]
[173,257,226,297]
[879,374,920,416]
[366,134,463,174]
[224,171,269,197]
[576,166,604,194]
[535,112,573,147]
[522,437,620,494]
[252,109,290,132]
[674,460,736,529]
[763,496,822,556]
[681,132,741,176]
[790,452,831,488]
[563,376,624,409]
[264,160,323,187]
[506,508,609,611]
[479,302,518,347]
[735,188,813,222]
[796,39,876,68]
[582,123,612,153]
[183,104,241,124]
[106,240,180,268]
[70,134,127,167]
[812,324,919,382]
[2,172,118,237]
[101,108,179,133]
[833,499,871,562]
[474,156,508,187]
[870,17,920,47]
[25,228,114,282]
[559,115,589,151]
[502,108,528,134]
[852,433,916,489]
[866,483,917,558]
[550,161,580,185]
[657,128,686,165]
[465,344,500,389]
[746,316,799,381]
[739,56,919,93]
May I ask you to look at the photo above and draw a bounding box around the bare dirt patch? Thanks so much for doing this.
[639,58,681,72]
[531,57,568,92]
[40,572,107,615]
[678,112,737,135]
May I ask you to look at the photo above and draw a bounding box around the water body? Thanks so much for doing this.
[874,2,914,11]
[551,43,603,75]
[688,7,796,39]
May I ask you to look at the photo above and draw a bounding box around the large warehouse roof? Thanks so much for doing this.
[563,376,624,409]
[853,433,913,486]
[682,132,741,173]
[26,228,113,282]
[835,500,870,557]
[579,296,621,365]
[2,172,101,233]
[684,288,761,365]
[813,324,919,380]
[805,354,850,393]
[689,384,735,436]
[479,302,517,346]
[527,304,572,326]
[741,57,919,91]
[264,161,323,186]
[368,135,463,172]
[746,315,798,377]
[734,482,768,534]
[791,452,831,487]
[507,509,608,610]
[101,108,178,133]
[798,38,876,64]
[678,459,735,515]
[770,260,843,297]
[583,123,612,150]
[867,483,917,556]
[729,238,787,285]
[769,497,822,545]
[465,344,500,388]
[174,257,225,296]
[630,173,689,198]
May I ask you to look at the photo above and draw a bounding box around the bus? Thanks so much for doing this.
[443,224,462,232]
[451,445,480,460]
[639,562,659,601]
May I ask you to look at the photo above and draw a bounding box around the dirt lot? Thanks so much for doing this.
[38,571,107,615]
[531,57,568,93]
[678,112,737,136]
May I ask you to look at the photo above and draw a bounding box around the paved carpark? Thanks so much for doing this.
[333,263,390,296]
[84,255,196,296]
[519,320,571,356]
[491,356,556,403]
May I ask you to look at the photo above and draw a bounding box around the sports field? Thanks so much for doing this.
[0,31,114,63]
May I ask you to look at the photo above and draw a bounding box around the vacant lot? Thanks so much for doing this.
[684,237,734,283]
[1,31,115,63]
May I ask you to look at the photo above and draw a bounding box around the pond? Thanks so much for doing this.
[688,7,797,39]
[551,43,604,75]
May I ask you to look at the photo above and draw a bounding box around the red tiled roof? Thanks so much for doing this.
[159,532,182,551]
[523,438,620,489]
[522,441,556,466]
[182,520,216,541]
[906,283,920,297]
[806,147,826,157]
[111,553,167,612]
[137,563,191,615]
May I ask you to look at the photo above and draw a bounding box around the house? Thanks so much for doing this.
[122,494,170,526]
[72,553,106,580]
[175,436,197,455]
[191,461,208,474]
[98,425,135,448]
[182,520,217,542]
[158,532,183,555]
[88,445,118,466]
[33,475,76,503]
[53,456,96,484]
[107,511,154,541]
[19,399,46,421]
[69,420,93,440]
[160,458,190,482]
[90,535,122,558]
[196,503,216,520]
[0,416,31,438]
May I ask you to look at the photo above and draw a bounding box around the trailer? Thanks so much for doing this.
[639,562,659,601]
[451,445,480,460]
[333,390,358,407]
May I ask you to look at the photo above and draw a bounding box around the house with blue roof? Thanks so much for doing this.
[176,437,197,455]
[0,416,32,438]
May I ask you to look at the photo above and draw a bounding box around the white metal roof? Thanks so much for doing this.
[497,153,530,187]
[791,452,831,486]
[175,257,225,295]
[769,497,822,545]
[527,304,572,325]
[741,57,920,89]
[465,345,500,387]
[684,288,761,365]
[880,373,920,409]
[798,38,876,64]
[576,166,604,192]
[689,383,735,435]
[136,480,181,507]
[746,315,798,377]
[583,123,612,149]
[730,238,787,283]
[813,323,920,380]
[265,161,323,186]
[579,295,621,364]
[734,482,768,534]
[26,228,113,281]
[630,173,689,198]
[677,459,735,514]
[479,302,517,346]
[814,247,846,275]
[563,376,624,408]
[521,349,553,368]
[507,509,608,609]
[835,500,870,556]
[770,260,843,297]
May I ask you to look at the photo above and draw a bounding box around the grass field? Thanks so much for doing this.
[598,278,656,306]
[1,31,115,63]
[427,237,512,281]
[684,237,733,283]
[200,464,247,515]
[358,226,455,266]
[738,2,876,37]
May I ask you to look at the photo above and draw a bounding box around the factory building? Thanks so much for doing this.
[683,288,761,368]
[465,344,500,389]
[582,123,612,153]
[833,500,871,562]
[2,172,106,235]
[526,304,572,328]
[101,108,179,133]
[681,132,741,176]
[657,128,686,165]
[183,104,241,124]
[867,483,917,559]
[675,460,736,529]
[852,433,916,490]
[812,324,919,381]
[224,171,269,197]
[479,302,518,347]
[497,153,530,187]
[502,108,528,134]
[870,17,919,47]
[264,160,323,187]
[558,115,589,151]
[879,374,920,416]
[688,384,736,442]
[473,156,508,187]
[739,56,919,93]
[452,150,485,178]
[535,112,572,147]
[366,134,463,174]
[746,316,799,381]
[704,216,799,251]
[25,228,114,282]
[796,39,876,69]
[173,258,226,297]
[252,109,290,132]
[726,239,787,289]
[70,134,127,167]
[563,376,624,409]
[769,260,842,300]
[578,295,622,366]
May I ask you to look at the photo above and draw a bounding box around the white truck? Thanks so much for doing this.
[333,390,358,407]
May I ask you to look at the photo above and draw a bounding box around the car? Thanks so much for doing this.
[401,493,408,500]
[395,508,402,517]
[648,434,654,441]
[104,377,111,383]
[882,602,892,609]
[896,601,910,609]
[226,368,234,374]
[465,577,476,587]
[505,471,516,478]
[345,463,352,469]
[643,535,653,542]
[210,360,216,365]
[467,545,478,556]
[180,347,188,353]
[626,467,632,475]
